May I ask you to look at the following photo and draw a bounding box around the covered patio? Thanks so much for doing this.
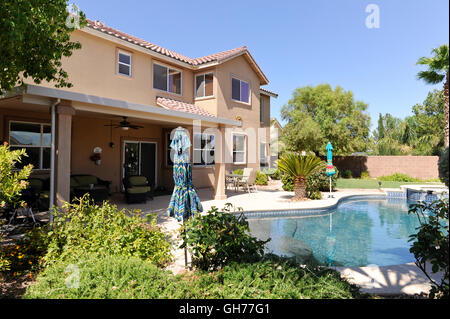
[0,84,241,212]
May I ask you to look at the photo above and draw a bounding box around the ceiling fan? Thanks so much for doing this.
[104,117,144,131]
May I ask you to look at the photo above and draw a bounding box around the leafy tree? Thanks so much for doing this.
[373,90,445,155]
[438,147,449,187]
[277,154,323,200]
[281,84,371,155]
[0,0,86,93]
[416,44,449,148]
[410,90,446,155]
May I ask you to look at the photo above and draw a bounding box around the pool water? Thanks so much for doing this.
[247,199,423,267]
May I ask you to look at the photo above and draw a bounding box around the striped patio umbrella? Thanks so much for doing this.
[167,127,203,223]
[325,142,336,198]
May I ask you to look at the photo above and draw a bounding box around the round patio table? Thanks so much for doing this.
[225,174,243,192]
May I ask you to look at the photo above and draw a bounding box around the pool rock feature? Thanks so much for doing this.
[278,236,314,264]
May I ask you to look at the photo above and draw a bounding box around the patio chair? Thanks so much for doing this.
[237,168,258,194]
[124,175,153,204]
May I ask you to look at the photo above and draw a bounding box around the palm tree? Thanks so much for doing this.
[277,153,324,200]
[416,44,449,147]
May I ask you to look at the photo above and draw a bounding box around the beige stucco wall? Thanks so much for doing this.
[23,30,195,107]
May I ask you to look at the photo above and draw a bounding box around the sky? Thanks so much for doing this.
[72,0,449,130]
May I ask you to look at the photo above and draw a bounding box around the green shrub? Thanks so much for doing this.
[24,254,364,299]
[342,170,353,179]
[378,173,419,182]
[408,199,449,299]
[360,171,370,179]
[255,171,268,185]
[33,195,173,267]
[233,169,243,175]
[180,204,269,271]
[0,142,33,209]
[438,147,449,187]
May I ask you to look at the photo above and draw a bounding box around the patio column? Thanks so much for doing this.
[214,125,227,200]
[55,104,75,207]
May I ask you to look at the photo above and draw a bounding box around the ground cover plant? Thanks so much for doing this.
[24,253,364,299]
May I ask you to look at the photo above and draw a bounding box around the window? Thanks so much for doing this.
[153,63,182,94]
[260,142,268,167]
[233,134,246,164]
[231,77,250,103]
[9,121,51,170]
[195,73,214,98]
[193,133,215,166]
[260,96,264,122]
[118,51,131,76]
[166,132,174,166]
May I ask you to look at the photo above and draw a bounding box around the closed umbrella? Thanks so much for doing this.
[325,142,336,198]
[167,127,203,222]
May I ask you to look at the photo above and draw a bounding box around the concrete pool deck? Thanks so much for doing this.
[115,187,440,296]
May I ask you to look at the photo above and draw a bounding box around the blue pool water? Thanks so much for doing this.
[247,198,423,267]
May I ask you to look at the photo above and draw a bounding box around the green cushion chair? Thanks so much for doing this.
[70,175,111,202]
[124,176,152,204]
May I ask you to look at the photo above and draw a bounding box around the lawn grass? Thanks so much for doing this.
[336,178,443,189]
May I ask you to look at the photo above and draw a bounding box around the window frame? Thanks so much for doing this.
[117,50,132,77]
[231,77,251,105]
[193,132,215,167]
[194,72,214,100]
[260,96,264,123]
[153,62,183,95]
[8,120,52,171]
[232,133,247,165]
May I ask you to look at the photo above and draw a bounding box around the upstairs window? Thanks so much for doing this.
[118,51,132,77]
[232,77,250,104]
[153,63,182,94]
[9,121,51,170]
[195,73,214,98]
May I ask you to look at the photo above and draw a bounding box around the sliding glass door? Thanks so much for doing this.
[123,141,157,188]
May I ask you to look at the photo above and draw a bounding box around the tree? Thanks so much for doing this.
[410,90,446,155]
[281,84,371,155]
[0,0,86,93]
[277,154,323,200]
[416,44,449,148]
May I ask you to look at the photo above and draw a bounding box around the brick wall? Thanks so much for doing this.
[324,156,439,180]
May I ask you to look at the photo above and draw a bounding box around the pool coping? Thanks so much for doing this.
[235,193,388,219]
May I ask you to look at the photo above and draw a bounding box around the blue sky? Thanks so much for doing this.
[73,0,449,130]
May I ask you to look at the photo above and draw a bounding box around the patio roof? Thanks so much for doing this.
[2,84,242,127]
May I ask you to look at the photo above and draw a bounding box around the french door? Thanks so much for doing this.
[123,141,157,188]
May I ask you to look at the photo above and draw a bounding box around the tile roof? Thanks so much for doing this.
[86,19,247,66]
[260,88,279,98]
[156,97,215,118]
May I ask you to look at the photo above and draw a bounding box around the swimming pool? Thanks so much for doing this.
[246,197,422,267]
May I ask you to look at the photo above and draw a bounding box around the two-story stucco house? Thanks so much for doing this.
[0,19,277,207]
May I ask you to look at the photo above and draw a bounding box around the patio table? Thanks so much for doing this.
[225,174,243,192]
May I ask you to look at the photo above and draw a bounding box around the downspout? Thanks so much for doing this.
[49,98,61,224]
